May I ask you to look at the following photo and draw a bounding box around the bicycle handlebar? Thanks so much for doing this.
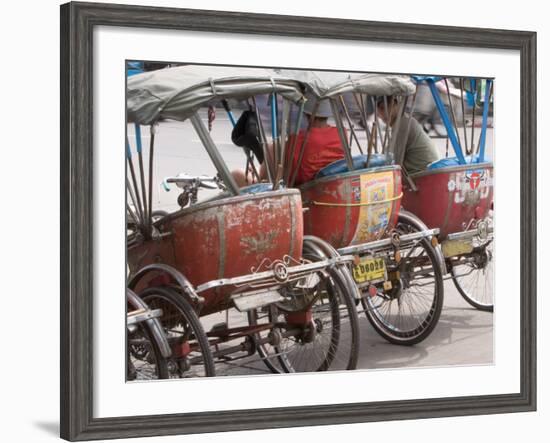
[162,174,219,191]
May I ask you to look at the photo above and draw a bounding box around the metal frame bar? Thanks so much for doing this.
[196,255,353,293]
[446,226,494,242]
[189,112,240,195]
[338,228,440,256]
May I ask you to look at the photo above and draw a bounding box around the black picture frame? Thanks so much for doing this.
[60,2,537,441]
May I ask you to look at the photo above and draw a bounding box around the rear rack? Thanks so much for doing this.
[195,255,353,293]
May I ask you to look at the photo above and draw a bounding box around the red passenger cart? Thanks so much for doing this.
[274,71,445,346]
[402,76,494,311]
[126,66,360,378]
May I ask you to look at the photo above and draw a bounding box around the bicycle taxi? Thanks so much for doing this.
[267,71,445,346]
[401,76,494,311]
[125,65,361,378]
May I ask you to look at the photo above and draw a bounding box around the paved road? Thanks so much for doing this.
[127,113,494,375]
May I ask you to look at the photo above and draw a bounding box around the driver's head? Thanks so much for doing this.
[303,97,332,126]
[376,96,399,125]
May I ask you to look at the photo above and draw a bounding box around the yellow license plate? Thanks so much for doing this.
[441,239,474,258]
[352,257,386,283]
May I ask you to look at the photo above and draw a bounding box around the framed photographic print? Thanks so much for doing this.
[60,1,536,441]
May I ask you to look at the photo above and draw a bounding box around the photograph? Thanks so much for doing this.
[58,2,536,440]
[125,62,495,380]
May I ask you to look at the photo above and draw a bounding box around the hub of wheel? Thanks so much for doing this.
[385,277,404,300]
[268,327,282,347]
[301,320,317,344]
[474,248,491,269]
[178,357,191,373]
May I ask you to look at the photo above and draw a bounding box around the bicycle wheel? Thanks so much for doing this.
[127,290,169,381]
[140,286,216,377]
[451,241,494,312]
[247,306,289,373]
[362,216,444,345]
[273,258,359,372]
[127,318,169,381]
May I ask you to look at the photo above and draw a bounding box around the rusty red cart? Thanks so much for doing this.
[401,76,494,311]
[268,71,445,346]
[125,66,361,378]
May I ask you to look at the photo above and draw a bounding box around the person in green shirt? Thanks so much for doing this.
[376,97,440,174]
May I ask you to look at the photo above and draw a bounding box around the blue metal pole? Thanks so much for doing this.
[478,79,492,163]
[221,100,237,127]
[426,79,466,164]
[134,123,143,154]
[226,110,236,127]
[126,137,132,158]
[470,78,477,106]
[270,93,278,140]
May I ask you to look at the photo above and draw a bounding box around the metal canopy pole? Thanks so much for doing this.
[387,96,406,163]
[274,99,290,190]
[329,99,354,172]
[223,99,258,182]
[189,113,240,195]
[126,177,142,224]
[251,96,274,183]
[470,79,477,157]
[147,125,155,232]
[126,203,140,227]
[270,93,281,186]
[221,99,237,127]
[425,79,466,164]
[443,78,463,154]
[382,96,391,154]
[126,137,144,224]
[373,96,384,153]
[284,100,305,185]
[477,79,493,163]
[338,95,363,154]
[289,100,319,188]
[352,93,371,145]
[459,78,469,155]
[279,99,290,168]
[134,123,150,230]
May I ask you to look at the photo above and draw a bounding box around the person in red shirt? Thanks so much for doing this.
[286,98,345,185]
[231,97,345,187]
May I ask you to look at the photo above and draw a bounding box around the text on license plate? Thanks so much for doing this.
[352,257,386,283]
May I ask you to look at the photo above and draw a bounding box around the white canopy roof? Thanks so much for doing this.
[276,69,416,98]
[127,65,307,125]
[127,65,416,125]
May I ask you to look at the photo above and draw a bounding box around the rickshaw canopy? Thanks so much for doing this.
[127,65,308,125]
[276,70,416,99]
